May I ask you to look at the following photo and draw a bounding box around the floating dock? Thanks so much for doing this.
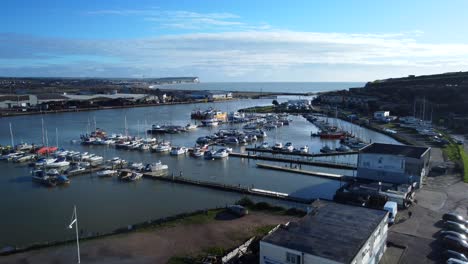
[256,163,354,181]
[229,152,357,170]
[245,147,358,157]
[142,173,312,204]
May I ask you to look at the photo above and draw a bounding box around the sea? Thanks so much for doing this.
[154,82,364,93]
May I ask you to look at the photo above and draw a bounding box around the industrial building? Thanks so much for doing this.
[189,90,232,100]
[0,94,38,109]
[260,200,388,264]
[357,143,431,187]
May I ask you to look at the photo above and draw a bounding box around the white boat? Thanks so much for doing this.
[86,155,104,165]
[128,172,143,181]
[1,152,24,161]
[15,143,33,151]
[212,148,229,159]
[97,169,118,177]
[225,147,233,153]
[170,146,187,156]
[153,142,171,152]
[283,142,294,152]
[130,162,144,171]
[76,161,91,168]
[13,154,36,163]
[35,158,57,167]
[201,118,219,127]
[103,139,116,145]
[139,144,150,151]
[46,158,70,168]
[260,142,269,149]
[272,142,283,150]
[299,146,309,154]
[185,124,198,130]
[145,161,169,172]
[336,145,351,152]
[191,148,205,158]
[67,166,86,175]
[107,157,127,166]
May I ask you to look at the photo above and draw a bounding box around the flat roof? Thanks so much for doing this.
[262,200,387,263]
[359,143,429,159]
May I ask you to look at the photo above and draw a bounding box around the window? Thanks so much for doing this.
[378,157,383,164]
[286,252,301,264]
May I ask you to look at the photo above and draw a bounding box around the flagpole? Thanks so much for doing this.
[75,205,80,264]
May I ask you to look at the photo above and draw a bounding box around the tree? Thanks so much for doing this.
[272,100,279,106]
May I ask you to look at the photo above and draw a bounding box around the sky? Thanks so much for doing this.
[2,0,468,82]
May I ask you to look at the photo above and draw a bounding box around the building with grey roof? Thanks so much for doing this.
[357,143,431,187]
[260,200,388,264]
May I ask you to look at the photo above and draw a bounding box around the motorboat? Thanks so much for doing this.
[212,148,229,159]
[15,143,34,151]
[45,157,70,168]
[86,155,104,165]
[283,142,294,152]
[320,145,333,153]
[190,147,205,158]
[128,172,143,181]
[67,166,86,175]
[336,145,351,152]
[259,142,269,149]
[170,146,187,156]
[223,137,239,145]
[272,142,283,150]
[201,118,219,127]
[56,175,70,185]
[299,146,309,154]
[185,123,198,130]
[130,162,145,171]
[13,154,36,163]
[97,169,118,177]
[145,161,169,172]
[153,142,171,152]
[34,157,56,167]
[107,157,127,166]
[31,170,56,187]
[204,150,216,160]
[1,151,25,161]
[139,144,151,151]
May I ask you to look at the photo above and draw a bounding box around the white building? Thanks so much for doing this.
[0,95,38,109]
[357,143,431,187]
[260,200,388,264]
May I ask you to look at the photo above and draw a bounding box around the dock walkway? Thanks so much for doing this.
[142,173,312,204]
[229,152,357,170]
[245,147,358,157]
[255,163,354,181]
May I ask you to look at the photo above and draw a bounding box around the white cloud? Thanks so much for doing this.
[3,30,468,81]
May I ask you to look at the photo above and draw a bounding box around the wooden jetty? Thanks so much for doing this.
[245,147,358,157]
[256,163,354,181]
[142,173,312,204]
[229,152,357,170]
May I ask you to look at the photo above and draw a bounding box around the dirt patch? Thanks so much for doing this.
[0,211,295,264]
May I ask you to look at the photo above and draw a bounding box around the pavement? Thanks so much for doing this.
[382,138,468,263]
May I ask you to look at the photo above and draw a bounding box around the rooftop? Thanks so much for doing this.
[262,200,387,263]
[360,143,430,159]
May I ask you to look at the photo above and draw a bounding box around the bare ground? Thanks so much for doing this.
[0,211,295,264]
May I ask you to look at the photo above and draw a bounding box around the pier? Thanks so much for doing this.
[229,152,357,170]
[143,172,312,204]
[245,147,358,157]
[256,163,354,181]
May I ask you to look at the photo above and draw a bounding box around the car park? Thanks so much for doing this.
[442,236,468,254]
[444,213,468,225]
[441,230,468,242]
[445,221,468,235]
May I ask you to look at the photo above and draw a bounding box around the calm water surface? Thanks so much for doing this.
[0,98,397,247]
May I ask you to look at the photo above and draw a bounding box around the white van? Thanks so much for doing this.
[384,201,398,224]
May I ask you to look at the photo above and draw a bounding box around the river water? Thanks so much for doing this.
[0,97,398,248]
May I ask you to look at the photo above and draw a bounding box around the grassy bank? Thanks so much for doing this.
[443,142,468,183]
[239,105,276,113]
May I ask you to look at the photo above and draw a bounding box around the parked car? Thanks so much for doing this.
[227,205,248,217]
[445,221,468,235]
[447,258,468,264]
[442,236,468,254]
[444,213,468,225]
[441,230,468,242]
[444,250,468,262]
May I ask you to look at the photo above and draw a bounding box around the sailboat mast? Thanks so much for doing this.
[124,115,128,138]
[9,123,14,147]
[56,127,59,148]
[41,118,45,145]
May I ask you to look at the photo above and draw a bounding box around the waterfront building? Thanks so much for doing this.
[0,94,38,109]
[357,143,431,187]
[373,111,390,120]
[189,90,233,100]
[260,200,388,264]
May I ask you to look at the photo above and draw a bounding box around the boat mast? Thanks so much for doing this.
[56,127,59,149]
[9,123,14,147]
[41,117,45,145]
[124,115,128,138]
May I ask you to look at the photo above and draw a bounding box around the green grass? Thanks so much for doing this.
[254,225,277,236]
[442,137,468,183]
[240,105,276,113]
[459,146,468,182]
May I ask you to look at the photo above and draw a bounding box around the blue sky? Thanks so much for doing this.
[2,0,468,81]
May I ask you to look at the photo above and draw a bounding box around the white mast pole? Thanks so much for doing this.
[75,205,80,263]
[9,123,14,147]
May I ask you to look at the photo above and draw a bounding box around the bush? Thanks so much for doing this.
[236,197,254,207]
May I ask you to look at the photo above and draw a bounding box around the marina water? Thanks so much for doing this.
[0,97,397,248]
